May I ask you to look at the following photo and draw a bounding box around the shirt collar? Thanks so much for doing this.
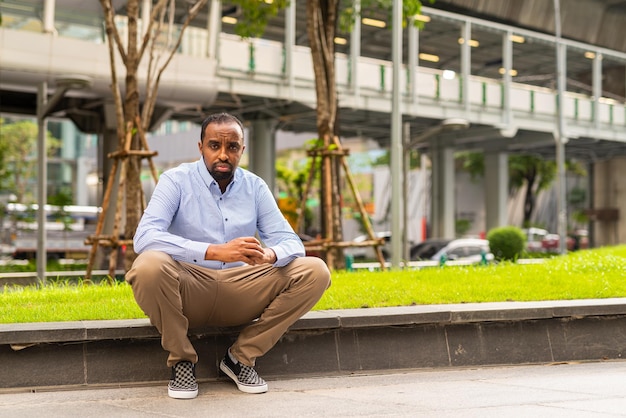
[196,158,239,191]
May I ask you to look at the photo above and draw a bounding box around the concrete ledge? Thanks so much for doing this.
[2,298,626,391]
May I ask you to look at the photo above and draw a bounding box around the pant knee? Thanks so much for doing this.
[294,256,332,292]
[126,250,176,288]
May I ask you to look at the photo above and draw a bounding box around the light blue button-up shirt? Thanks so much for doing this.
[133,158,304,269]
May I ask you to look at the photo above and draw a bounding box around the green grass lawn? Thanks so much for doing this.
[2,245,626,323]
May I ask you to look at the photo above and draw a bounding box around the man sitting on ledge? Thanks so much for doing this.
[126,112,331,399]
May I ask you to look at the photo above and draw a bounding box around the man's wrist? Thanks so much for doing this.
[267,248,277,264]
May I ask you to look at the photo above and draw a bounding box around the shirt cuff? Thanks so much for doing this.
[185,241,210,264]
[271,246,298,267]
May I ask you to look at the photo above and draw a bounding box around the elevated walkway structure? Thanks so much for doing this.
[1,0,625,242]
[2,2,624,145]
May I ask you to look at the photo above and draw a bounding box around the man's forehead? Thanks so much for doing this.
[205,122,243,137]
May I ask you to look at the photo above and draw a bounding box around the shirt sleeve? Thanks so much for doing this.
[133,173,209,263]
[255,179,305,267]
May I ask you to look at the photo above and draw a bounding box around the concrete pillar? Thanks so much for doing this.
[100,102,120,235]
[592,157,625,246]
[587,160,595,247]
[100,128,119,233]
[59,121,76,190]
[76,157,89,206]
[350,0,361,101]
[484,152,509,233]
[431,144,455,239]
[247,119,277,193]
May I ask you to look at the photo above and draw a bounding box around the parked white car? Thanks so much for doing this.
[430,238,493,263]
[344,231,394,261]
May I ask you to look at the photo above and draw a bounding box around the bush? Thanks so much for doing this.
[487,226,526,261]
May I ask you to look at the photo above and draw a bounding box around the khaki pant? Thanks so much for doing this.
[125,251,331,367]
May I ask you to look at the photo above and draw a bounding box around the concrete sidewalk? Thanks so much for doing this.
[1,361,625,417]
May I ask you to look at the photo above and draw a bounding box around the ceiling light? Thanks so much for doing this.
[499,68,518,76]
[334,37,347,45]
[222,16,237,25]
[458,38,479,47]
[584,51,596,59]
[414,14,431,23]
[419,53,439,62]
[510,35,525,43]
[442,70,456,80]
[362,18,386,28]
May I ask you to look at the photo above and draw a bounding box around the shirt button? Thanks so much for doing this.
[225,218,228,221]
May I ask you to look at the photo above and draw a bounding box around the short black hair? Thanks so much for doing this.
[200,112,244,143]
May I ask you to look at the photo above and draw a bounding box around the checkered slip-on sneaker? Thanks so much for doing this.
[219,351,268,394]
[168,361,198,399]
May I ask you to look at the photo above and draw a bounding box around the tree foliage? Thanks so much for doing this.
[458,151,586,226]
[227,0,288,38]
[0,118,60,203]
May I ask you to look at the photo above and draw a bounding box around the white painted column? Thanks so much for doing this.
[592,51,603,129]
[207,0,222,59]
[43,0,56,34]
[350,0,362,102]
[408,17,418,103]
[484,151,509,233]
[284,0,296,96]
[460,21,471,113]
[502,30,513,127]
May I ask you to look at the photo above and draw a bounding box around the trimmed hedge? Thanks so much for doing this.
[487,226,526,261]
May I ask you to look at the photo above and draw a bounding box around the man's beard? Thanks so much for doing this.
[209,165,233,181]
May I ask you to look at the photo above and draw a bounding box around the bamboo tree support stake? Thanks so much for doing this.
[331,135,386,268]
[84,158,119,283]
[294,153,318,235]
[322,134,335,269]
[84,118,158,283]
[135,116,159,185]
[295,139,386,270]
[106,146,128,283]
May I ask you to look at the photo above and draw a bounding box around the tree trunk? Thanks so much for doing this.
[122,0,143,270]
[523,172,537,225]
[306,0,343,269]
[96,0,209,274]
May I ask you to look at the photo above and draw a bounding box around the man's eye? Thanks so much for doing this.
[209,144,219,150]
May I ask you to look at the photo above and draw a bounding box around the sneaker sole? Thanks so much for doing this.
[219,360,268,394]
[168,387,198,399]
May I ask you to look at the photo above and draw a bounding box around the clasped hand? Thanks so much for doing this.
[205,236,276,265]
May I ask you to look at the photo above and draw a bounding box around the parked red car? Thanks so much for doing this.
[541,230,588,252]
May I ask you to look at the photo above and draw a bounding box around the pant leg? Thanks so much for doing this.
[125,250,220,367]
[211,256,331,366]
[126,252,330,368]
